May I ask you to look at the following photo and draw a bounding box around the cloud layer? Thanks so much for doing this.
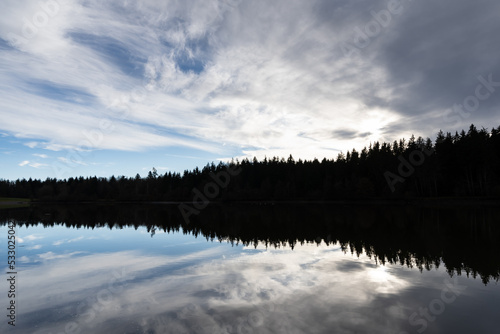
[1,0,499,165]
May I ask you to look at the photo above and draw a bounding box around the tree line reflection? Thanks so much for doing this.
[1,203,499,284]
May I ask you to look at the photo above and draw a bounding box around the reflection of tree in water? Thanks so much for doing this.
[1,203,499,284]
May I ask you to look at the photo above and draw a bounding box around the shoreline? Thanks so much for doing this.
[5,197,498,207]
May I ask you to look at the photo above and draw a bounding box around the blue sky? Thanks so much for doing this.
[1,0,500,180]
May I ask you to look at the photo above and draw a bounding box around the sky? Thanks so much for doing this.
[1,0,499,180]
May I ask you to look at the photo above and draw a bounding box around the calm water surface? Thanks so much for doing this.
[1,204,499,333]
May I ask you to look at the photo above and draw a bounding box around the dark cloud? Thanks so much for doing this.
[332,129,373,139]
[335,260,369,273]
[367,0,500,132]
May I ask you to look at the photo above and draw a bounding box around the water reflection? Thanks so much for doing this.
[0,203,499,333]
[2,203,500,284]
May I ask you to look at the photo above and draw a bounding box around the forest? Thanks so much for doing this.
[1,124,500,201]
[1,203,499,284]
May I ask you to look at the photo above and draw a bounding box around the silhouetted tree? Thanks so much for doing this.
[1,124,499,201]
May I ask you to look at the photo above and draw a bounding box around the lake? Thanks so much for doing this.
[1,203,499,333]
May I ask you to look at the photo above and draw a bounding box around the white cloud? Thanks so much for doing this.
[19,161,49,168]
[0,0,498,165]
[0,0,394,161]
[33,153,49,158]
[28,162,48,168]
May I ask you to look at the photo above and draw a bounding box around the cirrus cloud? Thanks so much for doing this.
[0,0,499,173]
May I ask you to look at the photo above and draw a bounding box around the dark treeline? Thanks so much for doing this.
[2,203,499,284]
[1,124,500,201]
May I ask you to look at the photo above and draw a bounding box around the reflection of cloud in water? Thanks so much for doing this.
[38,251,86,261]
[19,243,417,333]
[53,236,85,245]
[24,234,45,241]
